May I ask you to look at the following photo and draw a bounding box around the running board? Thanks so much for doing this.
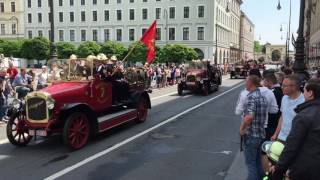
[98,109,138,132]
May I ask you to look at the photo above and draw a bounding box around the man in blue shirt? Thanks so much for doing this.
[12,68,31,98]
[240,75,268,180]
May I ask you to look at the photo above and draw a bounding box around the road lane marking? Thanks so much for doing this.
[150,92,177,100]
[44,82,244,180]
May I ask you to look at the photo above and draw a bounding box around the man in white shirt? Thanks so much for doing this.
[272,75,305,142]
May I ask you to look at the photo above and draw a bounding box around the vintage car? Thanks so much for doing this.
[178,60,222,96]
[230,64,249,79]
[6,56,151,150]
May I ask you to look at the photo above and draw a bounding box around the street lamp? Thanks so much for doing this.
[280,23,290,66]
[293,0,307,75]
[48,0,57,61]
[214,2,230,65]
[163,9,168,45]
[277,0,292,67]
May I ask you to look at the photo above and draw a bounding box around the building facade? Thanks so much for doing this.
[305,0,320,68]
[24,0,247,63]
[240,11,254,61]
[0,0,24,39]
[229,0,242,64]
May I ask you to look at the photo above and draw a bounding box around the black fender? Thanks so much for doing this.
[129,91,151,109]
[59,103,99,135]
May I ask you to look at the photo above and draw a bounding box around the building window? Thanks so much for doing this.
[169,28,175,40]
[104,10,109,21]
[81,30,86,41]
[70,12,74,22]
[130,0,134,3]
[105,0,109,4]
[197,27,204,40]
[183,27,189,40]
[0,24,5,35]
[183,7,189,18]
[27,0,31,8]
[81,11,86,21]
[155,8,161,20]
[129,29,135,41]
[143,0,147,2]
[117,0,121,3]
[38,13,42,23]
[142,9,148,20]
[0,3,4,12]
[28,13,32,23]
[59,30,64,41]
[38,0,42,7]
[12,24,17,35]
[59,12,63,22]
[70,0,74,6]
[38,30,43,37]
[59,0,63,6]
[93,11,97,21]
[142,28,147,35]
[129,9,135,20]
[104,29,110,41]
[169,7,175,19]
[156,28,161,40]
[93,0,97,5]
[198,6,205,18]
[10,2,15,12]
[92,29,98,41]
[116,29,122,41]
[70,30,75,41]
[117,10,122,21]
[28,30,33,39]
[81,0,85,5]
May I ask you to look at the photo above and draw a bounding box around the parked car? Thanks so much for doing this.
[6,57,151,150]
[178,60,222,96]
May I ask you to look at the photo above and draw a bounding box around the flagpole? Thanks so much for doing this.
[121,42,139,63]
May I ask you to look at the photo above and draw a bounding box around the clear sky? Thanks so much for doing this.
[241,0,301,50]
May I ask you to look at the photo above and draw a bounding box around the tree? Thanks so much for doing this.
[76,41,101,58]
[56,42,76,59]
[100,41,127,60]
[21,37,50,62]
[254,41,263,52]
[126,42,147,63]
[160,44,198,64]
[0,40,24,57]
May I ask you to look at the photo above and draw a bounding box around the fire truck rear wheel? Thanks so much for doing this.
[63,112,90,150]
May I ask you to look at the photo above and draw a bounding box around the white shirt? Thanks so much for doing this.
[278,93,305,141]
[235,87,279,127]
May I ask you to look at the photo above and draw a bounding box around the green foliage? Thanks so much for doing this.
[56,42,76,59]
[254,41,263,52]
[21,37,50,60]
[160,44,198,64]
[0,40,24,57]
[77,41,101,58]
[126,42,147,63]
[100,41,127,60]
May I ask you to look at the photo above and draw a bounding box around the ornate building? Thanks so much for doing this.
[0,0,24,39]
[305,0,320,68]
[239,11,254,61]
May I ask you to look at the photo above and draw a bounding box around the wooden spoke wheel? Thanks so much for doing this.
[136,97,148,123]
[6,113,32,146]
[63,112,90,150]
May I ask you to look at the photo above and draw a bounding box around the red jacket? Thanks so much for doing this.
[7,67,18,80]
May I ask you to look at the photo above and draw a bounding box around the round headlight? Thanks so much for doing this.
[12,99,21,109]
[46,98,55,110]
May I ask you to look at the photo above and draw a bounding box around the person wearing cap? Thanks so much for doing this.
[270,78,320,180]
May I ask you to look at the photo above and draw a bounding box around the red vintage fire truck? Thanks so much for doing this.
[6,56,151,150]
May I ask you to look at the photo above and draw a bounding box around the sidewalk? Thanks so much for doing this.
[224,151,247,180]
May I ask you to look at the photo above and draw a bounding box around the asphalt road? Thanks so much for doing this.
[0,76,244,180]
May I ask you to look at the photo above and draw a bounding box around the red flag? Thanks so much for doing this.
[140,20,156,64]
